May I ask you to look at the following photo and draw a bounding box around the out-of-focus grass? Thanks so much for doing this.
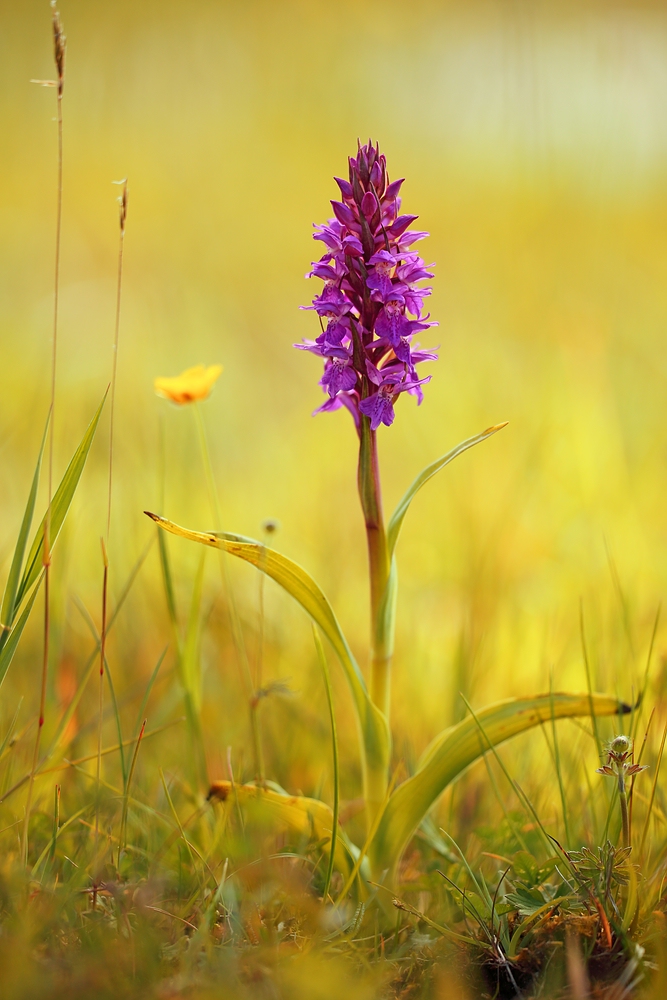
[2,1,667,996]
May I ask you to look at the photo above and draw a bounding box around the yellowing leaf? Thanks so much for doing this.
[371,691,631,882]
[209,781,351,875]
[145,513,391,810]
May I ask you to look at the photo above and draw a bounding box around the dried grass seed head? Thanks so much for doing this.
[51,2,66,96]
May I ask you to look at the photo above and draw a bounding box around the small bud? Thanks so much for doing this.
[610,734,631,755]
[360,191,376,219]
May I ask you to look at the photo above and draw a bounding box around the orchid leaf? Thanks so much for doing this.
[209,780,353,876]
[386,423,507,559]
[371,691,631,881]
[0,416,48,641]
[15,392,107,610]
[145,513,391,802]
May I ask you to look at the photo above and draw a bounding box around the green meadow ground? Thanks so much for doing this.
[2,1,667,996]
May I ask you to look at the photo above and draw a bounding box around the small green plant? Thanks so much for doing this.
[596,734,648,848]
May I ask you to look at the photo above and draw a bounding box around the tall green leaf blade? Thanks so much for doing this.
[0,417,49,637]
[386,423,507,559]
[0,583,41,691]
[371,691,630,880]
[15,392,107,610]
[145,513,391,795]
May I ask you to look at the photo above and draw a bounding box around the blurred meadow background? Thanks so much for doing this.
[2,0,667,995]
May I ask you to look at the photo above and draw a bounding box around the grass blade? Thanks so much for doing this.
[313,626,340,903]
[119,719,146,864]
[386,423,507,559]
[15,392,107,610]
[0,417,49,638]
[132,646,167,741]
[182,550,206,714]
[0,583,42,691]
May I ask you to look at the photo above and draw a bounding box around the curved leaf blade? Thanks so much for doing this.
[145,513,391,796]
[371,691,630,880]
[0,417,49,637]
[386,423,507,558]
[15,392,107,609]
[0,582,42,692]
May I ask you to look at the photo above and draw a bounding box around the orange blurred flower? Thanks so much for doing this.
[154,364,223,404]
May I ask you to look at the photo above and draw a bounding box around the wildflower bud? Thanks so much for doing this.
[295,140,438,432]
[360,191,376,218]
[610,734,631,756]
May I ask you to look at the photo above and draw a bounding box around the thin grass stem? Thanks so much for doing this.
[640,718,667,858]
[96,181,128,866]
[22,6,66,865]
[119,719,146,866]
[313,626,339,903]
[549,669,571,847]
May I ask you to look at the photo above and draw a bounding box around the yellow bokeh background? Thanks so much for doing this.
[2,0,666,796]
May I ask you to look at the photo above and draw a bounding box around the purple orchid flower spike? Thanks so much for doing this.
[295,139,438,432]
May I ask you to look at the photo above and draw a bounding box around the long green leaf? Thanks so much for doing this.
[0,416,49,638]
[0,582,42,691]
[386,423,507,559]
[145,513,390,799]
[371,691,631,881]
[15,392,107,610]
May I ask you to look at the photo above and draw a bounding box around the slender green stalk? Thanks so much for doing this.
[192,402,262,782]
[23,6,66,865]
[313,626,339,903]
[95,538,109,869]
[96,181,128,859]
[357,417,391,718]
[640,719,667,856]
[49,783,60,864]
[119,719,146,866]
[549,670,571,847]
[618,771,630,848]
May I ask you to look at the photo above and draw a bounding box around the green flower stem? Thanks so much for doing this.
[618,771,630,848]
[358,417,391,720]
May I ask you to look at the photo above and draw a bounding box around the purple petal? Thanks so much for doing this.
[384,178,404,201]
[359,392,395,430]
[335,176,354,200]
[331,200,357,228]
[386,214,418,239]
